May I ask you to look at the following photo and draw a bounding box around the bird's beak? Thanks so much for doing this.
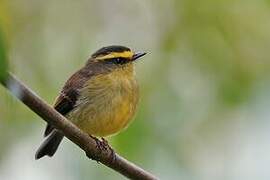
[132,52,147,61]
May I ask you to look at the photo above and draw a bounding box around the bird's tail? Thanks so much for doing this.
[35,130,64,160]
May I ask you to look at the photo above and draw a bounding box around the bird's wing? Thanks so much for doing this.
[43,92,78,136]
[43,67,93,137]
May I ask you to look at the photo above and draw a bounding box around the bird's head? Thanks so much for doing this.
[87,45,146,75]
[91,45,146,64]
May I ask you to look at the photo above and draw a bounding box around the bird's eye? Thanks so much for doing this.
[104,57,127,65]
[112,58,126,64]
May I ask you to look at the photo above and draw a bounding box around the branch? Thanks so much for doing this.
[0,72,158,180]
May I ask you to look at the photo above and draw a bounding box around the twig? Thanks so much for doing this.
[0,72,158,180]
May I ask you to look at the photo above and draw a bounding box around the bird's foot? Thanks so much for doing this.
[101,137,108,145]
[101,137,116,163]
[87,135,116,163]
[88,135,105,151]
[87,135,103,162]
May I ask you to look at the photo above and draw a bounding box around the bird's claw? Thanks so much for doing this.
[88,135,116,163]
[101,137,116,163]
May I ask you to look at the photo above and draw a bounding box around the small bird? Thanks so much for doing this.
[35,45,146,159]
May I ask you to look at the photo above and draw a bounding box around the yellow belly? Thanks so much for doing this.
[67,71,139,137]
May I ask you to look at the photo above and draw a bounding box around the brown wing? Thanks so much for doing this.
[44,91,78,136]
[44,66,94,137]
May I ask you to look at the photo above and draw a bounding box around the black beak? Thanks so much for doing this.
[132,52,147,61]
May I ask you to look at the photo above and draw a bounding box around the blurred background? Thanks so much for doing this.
[1,0,270,179]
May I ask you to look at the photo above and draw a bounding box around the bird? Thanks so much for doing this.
[35,45,146,159]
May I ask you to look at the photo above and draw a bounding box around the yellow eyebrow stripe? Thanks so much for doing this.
[96,51,134,60]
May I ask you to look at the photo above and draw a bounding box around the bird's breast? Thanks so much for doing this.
[67,71,139,137]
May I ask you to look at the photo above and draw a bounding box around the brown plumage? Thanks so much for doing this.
[35,45,146,159]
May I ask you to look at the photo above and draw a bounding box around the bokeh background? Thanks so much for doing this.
[1,0,270,179]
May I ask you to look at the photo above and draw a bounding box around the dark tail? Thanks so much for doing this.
[35,130,64,160]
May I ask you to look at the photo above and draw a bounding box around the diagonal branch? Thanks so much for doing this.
[0,72,158,180]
